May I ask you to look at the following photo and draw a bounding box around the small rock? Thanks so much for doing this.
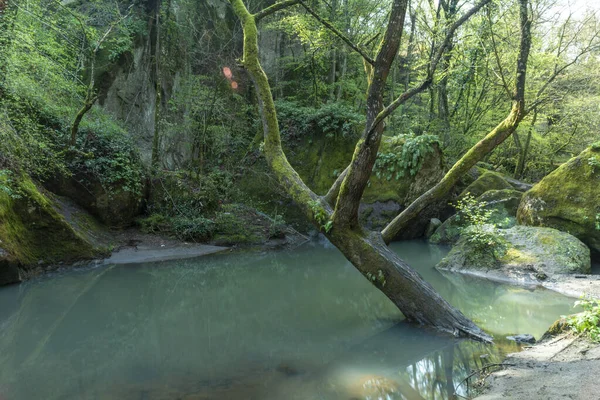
[506,334,536,344]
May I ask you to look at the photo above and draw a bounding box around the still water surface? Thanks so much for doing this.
[0,241,576,399]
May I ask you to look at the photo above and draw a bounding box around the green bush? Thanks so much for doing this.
[454,194,508,256]
[374,132,439,181]
[276,100,364,141]
[566,297,600,342]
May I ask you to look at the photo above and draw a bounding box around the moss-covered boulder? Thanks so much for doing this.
[517,146,600,252]
[0,174,109,285]
[430,189,522,244]
[436,226,591,283]
[459,171,514,199]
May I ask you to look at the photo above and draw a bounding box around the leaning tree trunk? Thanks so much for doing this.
[328,229,489,337]
[229,0,491,342]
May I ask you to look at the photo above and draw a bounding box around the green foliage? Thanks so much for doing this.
[374,133,439,181]
[0,170,22,199]
[268,213,287,239]
[366,269,386,287]
[276,100,363,141]
[588,156,600,172]
[308,200,332,233]
[454,194,507,256]
[566,297,600,342]
[596,214,600,231]
[69,124,144,197]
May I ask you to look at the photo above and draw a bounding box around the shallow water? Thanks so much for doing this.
[0,240,576,399]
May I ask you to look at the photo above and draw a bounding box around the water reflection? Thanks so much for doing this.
[0,241,573,399]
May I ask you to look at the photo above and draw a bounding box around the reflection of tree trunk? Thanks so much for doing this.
[22,265,116,366]
[444,346,455,399]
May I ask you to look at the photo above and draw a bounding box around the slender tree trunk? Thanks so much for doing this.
[515,108,536,178]
[70,96,97,146]
[151,5,162,168]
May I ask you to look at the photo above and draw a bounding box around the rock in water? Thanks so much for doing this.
[518,145,600,253]
[436,225,591,283]
[506,334,536,344]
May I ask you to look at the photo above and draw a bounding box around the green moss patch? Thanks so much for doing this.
[518,146,600,252]
[0,174,108,268]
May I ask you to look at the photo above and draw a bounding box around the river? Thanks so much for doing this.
[0,240,576,399]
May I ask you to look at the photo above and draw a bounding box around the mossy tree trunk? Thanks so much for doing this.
[382,0,532,243]
[229,0,491,341]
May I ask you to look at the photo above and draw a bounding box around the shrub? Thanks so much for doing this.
[374,132,439,180]
[275,100,364,141]
[454,194,508,256]
[566,297,600,342]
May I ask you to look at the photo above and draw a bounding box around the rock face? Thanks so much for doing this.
[518,145,600,253]
[430,189,523,244]
[0,174,109,285]
[49,174,145,228]
[436,225,591,283]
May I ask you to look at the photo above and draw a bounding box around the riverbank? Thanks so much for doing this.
[473,333,600,399]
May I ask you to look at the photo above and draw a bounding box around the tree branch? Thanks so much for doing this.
[366,0,491,137]
[298,0,375,65]
[382,0,531,243]
[254,0,299,22]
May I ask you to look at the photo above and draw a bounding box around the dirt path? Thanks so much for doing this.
[474,334,600,400]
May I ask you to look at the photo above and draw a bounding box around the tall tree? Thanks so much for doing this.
[229,0,493,340]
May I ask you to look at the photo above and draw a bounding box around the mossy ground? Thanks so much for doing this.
[0,174,108,268]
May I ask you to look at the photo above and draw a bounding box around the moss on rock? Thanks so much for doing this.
[517,146,600,252]
[459,171,514,199]
[0,173,109,284]
[436,225,590,283]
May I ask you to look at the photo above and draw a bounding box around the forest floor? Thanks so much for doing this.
[474,333,600,400]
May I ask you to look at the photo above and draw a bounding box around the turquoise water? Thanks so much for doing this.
[0,240,576,399]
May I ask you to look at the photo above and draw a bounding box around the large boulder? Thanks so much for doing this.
[436,225,591,283]
[0,173,110,285]
[518,145,600,252]
[430,189,522,244]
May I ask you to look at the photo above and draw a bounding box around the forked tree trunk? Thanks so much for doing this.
[229,0,491,342]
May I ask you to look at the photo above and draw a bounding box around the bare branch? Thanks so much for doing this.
[298,0,375,65]
[366,0,491,138]
[486,6,512,98]
[254,0,299,22]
